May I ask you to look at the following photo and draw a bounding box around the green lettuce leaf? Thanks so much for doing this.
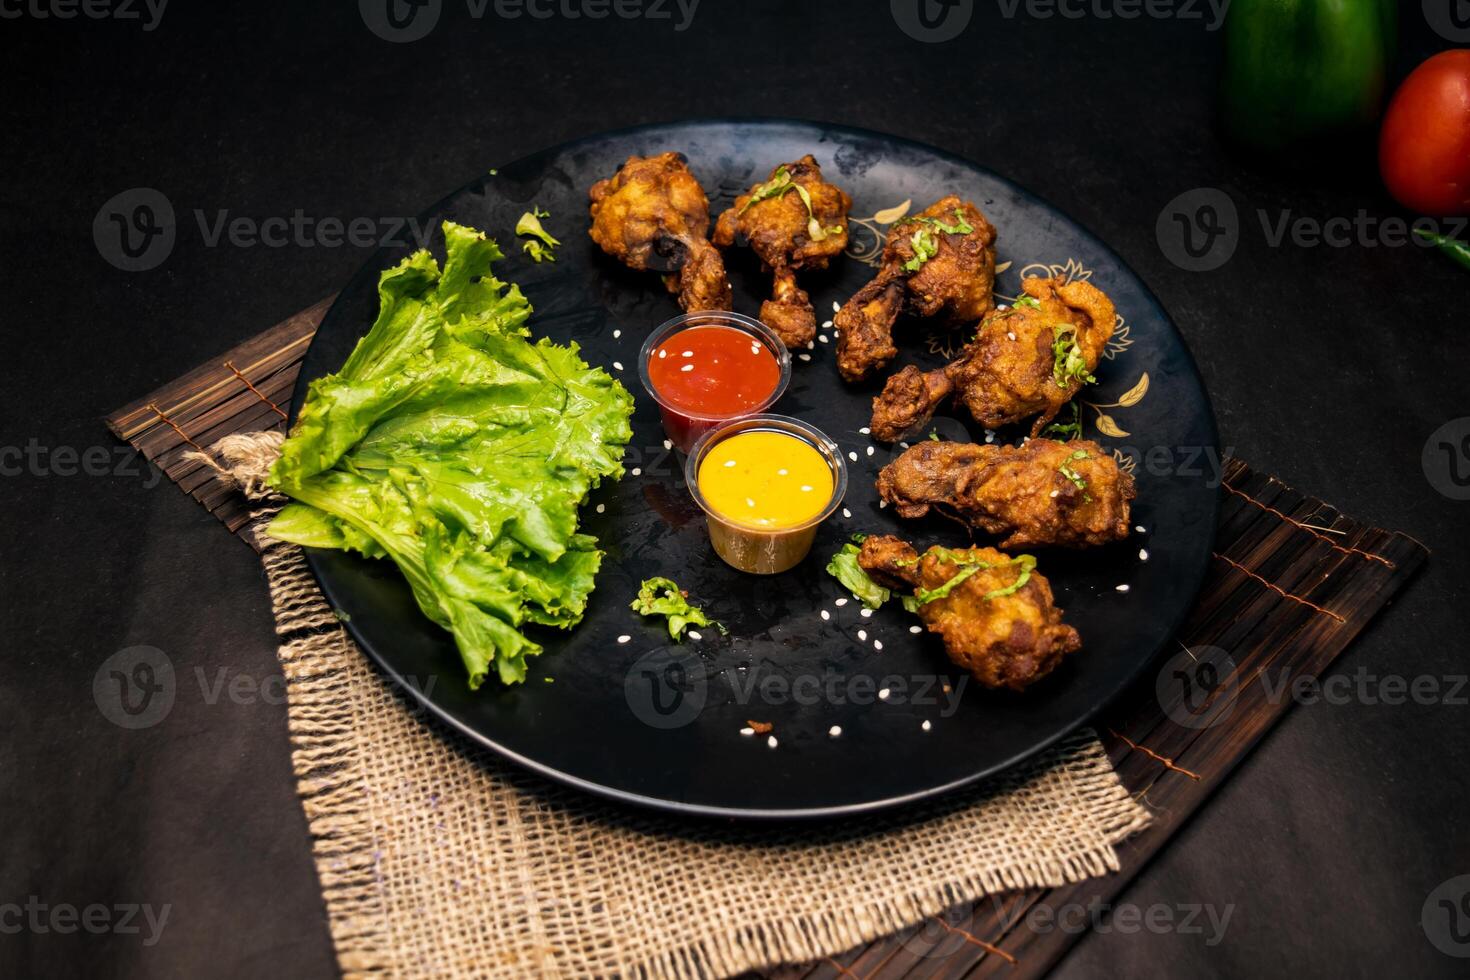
[825,542,891,610]
[267,221,633,688]
[630,578,720,641]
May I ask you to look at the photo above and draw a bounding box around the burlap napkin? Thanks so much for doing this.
[205,432,1150,979]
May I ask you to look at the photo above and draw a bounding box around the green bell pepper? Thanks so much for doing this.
[1221,0,1397,153]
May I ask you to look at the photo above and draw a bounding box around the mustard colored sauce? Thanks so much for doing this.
[697,430,834,529]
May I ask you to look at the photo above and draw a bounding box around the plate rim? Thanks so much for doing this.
[291,116,1222,820]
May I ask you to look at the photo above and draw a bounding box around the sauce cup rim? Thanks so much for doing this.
[684,414,848,534]
[637,310,793,423]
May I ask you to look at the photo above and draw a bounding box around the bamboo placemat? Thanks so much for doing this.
[107,301,1427,979]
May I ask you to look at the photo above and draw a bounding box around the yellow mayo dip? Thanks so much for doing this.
[696,430,834,529]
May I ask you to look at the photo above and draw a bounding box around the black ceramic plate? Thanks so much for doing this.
[294,119,1219,819]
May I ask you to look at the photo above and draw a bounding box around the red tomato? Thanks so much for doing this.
[1380,50,1470,216]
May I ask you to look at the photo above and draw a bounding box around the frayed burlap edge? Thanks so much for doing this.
[219,432,1150,979]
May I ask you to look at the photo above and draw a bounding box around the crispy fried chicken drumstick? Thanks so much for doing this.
[876,438,1135,550]
[712,155,852,348]
[858,535,1080,691]
[835,196,997,382]
[870,276,1116,442]
[588,152,732,312]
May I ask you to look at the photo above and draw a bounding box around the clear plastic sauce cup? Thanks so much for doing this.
[685,415,848,575]
[639,311,791,454]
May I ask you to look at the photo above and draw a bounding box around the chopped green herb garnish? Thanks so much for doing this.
[631,577,722,641]
[515,207,560,263]
[1051,324,1097,389]
[928,430,941,441]
[739,166,834,242]
[1012,295,1040,309]
[1043,402,1082,441]
[903,552,1038,609]
[1058,449,1091,491]
[826,543,891,610]
[907,209,974,236]
[902,227,940,272]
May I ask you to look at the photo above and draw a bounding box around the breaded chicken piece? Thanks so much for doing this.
[713,155,852,347]
[870,276,1115,441]
[876,438,1135,549]
[858,535,1080,691]
[835,197,997,382]
[589,151,732,312]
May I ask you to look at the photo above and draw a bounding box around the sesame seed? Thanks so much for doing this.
[1007,331,1017,341]
[832,301,841,313]
[820,610,831,621]
[866,446,874,457]
[1115,584,1130,593]
[767,735,778,749]
[658,350,667,359]
[878,500,887,509]
[921,720,932,732]
[682,350,693,357]
[807,341,815,350]
[873,640,883,650]
[663,440,672,451]
[745,498,755,508]
[835,597,849,607]
[613,361,624,371]
[613,329,622,339]
[799,353,812,362]
[688,630,702,640]
[1049,490,1059,498]
[800,484,813,492]
[909,625,922,634]
[617,635,631,643]
[848,451,858,462]
[828,725,842,737]
[631,467,641,476]
[750,345,760,355]
[842,508,852,518]
[860,607,873,618]
[899,441,909,449]
[740,727,755,736]
[818,334,829,343]
[724,459,737,467]
[822,319,834,329]
[860,427,871,434]
[857,629,867,641]
[596,503,605,514]
[878,687,890,700]
[1139,548,1150,561]
[778,468,788,475]
[680,364,694,372]
[1135,525,1146,533]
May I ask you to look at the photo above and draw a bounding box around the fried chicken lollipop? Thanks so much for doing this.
[712,155,852,348]
[835,196,997,383]
[858,535,1080,691]
[877,438,1135,550]
[870,275,1115,442]
[588,151,732,312]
